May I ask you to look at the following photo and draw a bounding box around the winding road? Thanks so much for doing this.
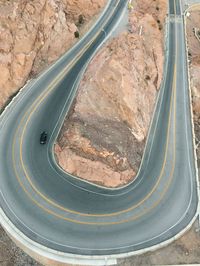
[0,0,198,263]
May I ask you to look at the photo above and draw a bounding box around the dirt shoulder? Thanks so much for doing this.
[0,225,42,266]
[118,220,200,265]
[55,0,167,188]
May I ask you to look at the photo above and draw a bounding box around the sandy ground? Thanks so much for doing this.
[0,225,41,265]
[118,220,200,265]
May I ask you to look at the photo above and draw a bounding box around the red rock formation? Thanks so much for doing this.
[186,7,200,174]
[55,0,167,187]
[186,8,200,118]
[0,0,106,108]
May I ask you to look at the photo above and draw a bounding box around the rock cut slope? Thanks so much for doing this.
[55,0,167,187]
[0,0,106,109]
[186,6,200,180]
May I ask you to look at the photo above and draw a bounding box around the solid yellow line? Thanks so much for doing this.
[17,0,176,217]
[13,61,177,225]
[12,0,178,224]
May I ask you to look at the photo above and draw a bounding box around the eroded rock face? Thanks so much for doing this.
[186,9,200,118]
[186,8,200,174]
[55,0,167,187]
[0,0,106,108]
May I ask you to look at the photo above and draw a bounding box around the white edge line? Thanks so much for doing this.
[0,2,199,266]
[184,4,200,216]
[0,205,197,266]
[0,0,113,128]
[49,5,171,194]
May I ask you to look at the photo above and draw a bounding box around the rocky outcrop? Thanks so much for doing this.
[186,8,200,118]
[0,0,106,108]
[55,0,167,187]
[186,7,200,174]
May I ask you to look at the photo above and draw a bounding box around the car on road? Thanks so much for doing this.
[40,131,47,144]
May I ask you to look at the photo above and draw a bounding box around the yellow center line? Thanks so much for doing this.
[12,0,179,224]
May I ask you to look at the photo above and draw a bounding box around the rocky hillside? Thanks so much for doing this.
[0,0,106,108]
[186,6,200,175]
[55,0,167,187]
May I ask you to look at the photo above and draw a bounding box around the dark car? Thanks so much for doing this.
[40,131,47,144]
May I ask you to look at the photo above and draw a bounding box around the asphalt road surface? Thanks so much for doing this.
[0,0,198,258]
